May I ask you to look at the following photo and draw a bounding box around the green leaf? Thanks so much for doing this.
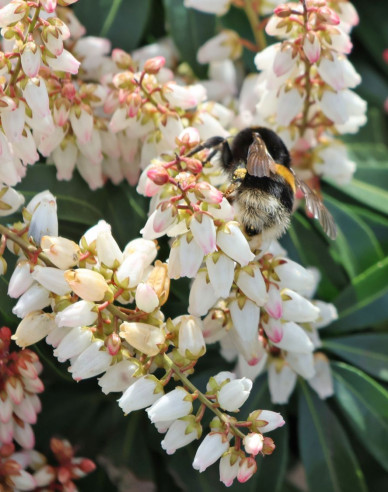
[334,256,388,319]
[74,0,152,51]
[163,0,216,78]
[325,195,383,278]
[298,380,367,492]
[328,290,388,333]
[348,205,388,255]
[353,1,388,76]
[325,144,388,215]
[323,334,388,381]
[332,362,388,471]
[0,272,16,328]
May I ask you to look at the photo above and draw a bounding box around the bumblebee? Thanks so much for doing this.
[189,127,337,242]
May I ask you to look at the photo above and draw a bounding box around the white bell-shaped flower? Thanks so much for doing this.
[147,387,193,423]
[192,433,230,473]
[217,377,252,412]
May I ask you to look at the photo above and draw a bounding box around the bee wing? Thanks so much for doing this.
[247,135,277,178]
[292,170,337,240]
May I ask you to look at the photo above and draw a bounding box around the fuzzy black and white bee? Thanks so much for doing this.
[189,127,337,241]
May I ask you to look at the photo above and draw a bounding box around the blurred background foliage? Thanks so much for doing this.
[1,1,388,491]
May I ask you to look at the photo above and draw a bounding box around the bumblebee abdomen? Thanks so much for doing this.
[236,180,294,240]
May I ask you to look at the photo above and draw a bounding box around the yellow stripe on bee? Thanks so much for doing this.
[275,164,296,192]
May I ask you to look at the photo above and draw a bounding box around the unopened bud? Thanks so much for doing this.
[185,158,203,174]
[274,5,292,17]
[176,127,201,148]
[112,48,133,69]
[262,436,275,455]
[143,56,165,74]
[317,6,340,25]
[126,91,142,117]
[147,166,170,185]
[237,457,257,483]
[105,332,121,356]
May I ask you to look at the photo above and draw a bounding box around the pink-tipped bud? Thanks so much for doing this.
[79,458,96,473]
[317,6,340,25]
[112,48,133,68]
[143,56,165,74]
[126,91,142,117]
[195,182,223,204]
[177,127,201,148]
[147,166,169,185]
[243,433,264,456]
[274,5,292,17]
[185,158,203,174]
[262,437,275,455]
[237,457,257,483]
[105,332,121,356]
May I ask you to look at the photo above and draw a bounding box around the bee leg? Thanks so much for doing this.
[187,137,234,169]
[225,182,237,198]
[186,136,227,157]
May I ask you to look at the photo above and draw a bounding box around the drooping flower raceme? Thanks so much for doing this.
[137,127,337,405]
[248,0,365,186]
[0,326,95,491]
[0,189,284,487]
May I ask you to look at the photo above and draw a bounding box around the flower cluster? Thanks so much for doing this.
[0,189,285,486]
[246,0,365,185]
[138,126,337,404]
[0,325,95,491]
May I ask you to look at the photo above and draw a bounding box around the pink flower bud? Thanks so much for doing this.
[147,166,170,185]
[143,56,165,74]
[195,182,223,204]
[303,33,321,63]
[249,410,285,433]
[126,91,142,117]
[41,0,57,13]
[105,332,121,356]
[237,457,257,483]
[0,1,27,28]
[177,127,201,148]
[274,5,292,17]
[317,6,340,25]
[21,42,41,78]
[243,433,263,456]
[264,284,283,319]
[46,49,81,75]
[185,157,203,174]
[219,453,240,487]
